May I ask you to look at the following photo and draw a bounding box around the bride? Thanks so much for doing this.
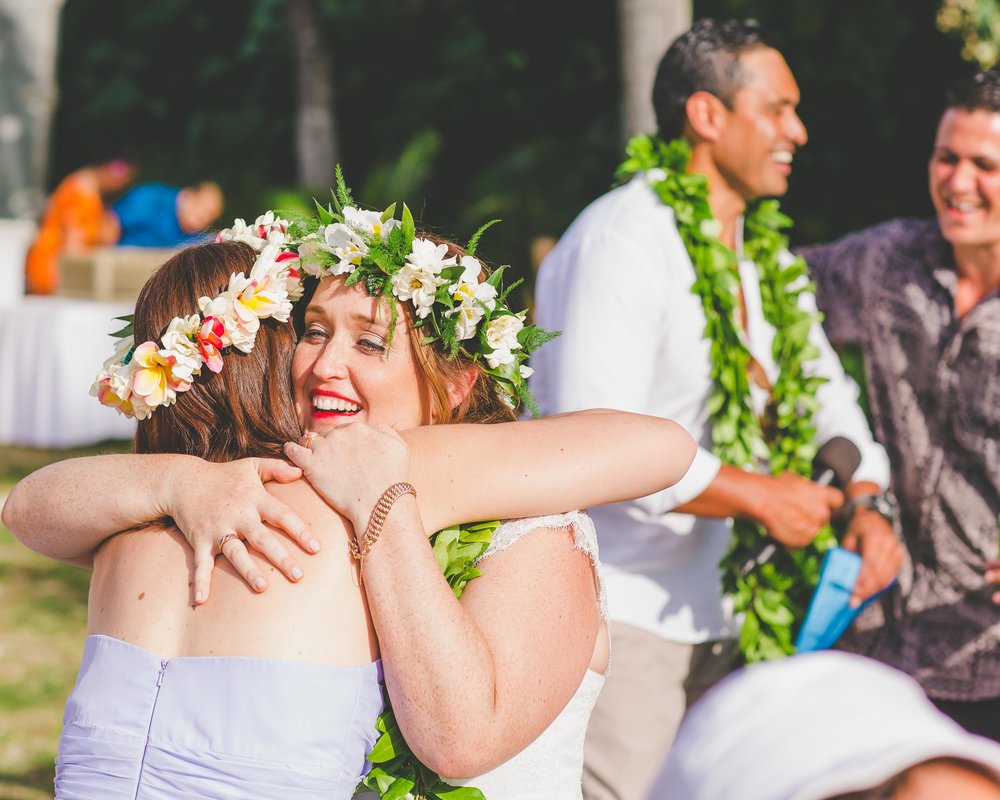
[3,188,695,799]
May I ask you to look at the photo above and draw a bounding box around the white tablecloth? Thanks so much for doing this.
[0,297,136,447]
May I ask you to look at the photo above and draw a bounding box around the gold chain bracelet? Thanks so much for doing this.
[350,481,417,566]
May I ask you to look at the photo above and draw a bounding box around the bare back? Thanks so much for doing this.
[88,479,377,665]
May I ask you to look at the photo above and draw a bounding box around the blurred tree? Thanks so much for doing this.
[287,0,340,188]
[618,0,691,142]
[937,0,1000,67]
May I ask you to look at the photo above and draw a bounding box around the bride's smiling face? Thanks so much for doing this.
[292,277,433,433]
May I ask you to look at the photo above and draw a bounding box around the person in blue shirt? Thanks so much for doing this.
[114,181,223,247]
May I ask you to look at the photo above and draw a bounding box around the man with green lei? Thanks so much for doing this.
[530,18,901,800]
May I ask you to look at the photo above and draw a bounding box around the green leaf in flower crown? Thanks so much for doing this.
[380,203,397,223]
[465,218,500,257]
[401,203,415,245]
[333,165,354,212]
[111,314,134,339]
[313,198,334,226]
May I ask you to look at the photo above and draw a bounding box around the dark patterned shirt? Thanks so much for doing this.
[800,218,1000,701]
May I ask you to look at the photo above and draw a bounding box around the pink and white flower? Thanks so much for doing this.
[197,316,226,373]
[160,315,204,384]
[130,341,190,411]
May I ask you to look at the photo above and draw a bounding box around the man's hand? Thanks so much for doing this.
[161,457,318,604]
[842,507,902,608]
[986,560,1000,606]
[753,471,844,548]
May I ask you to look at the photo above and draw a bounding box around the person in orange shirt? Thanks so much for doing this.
[25,158,135,294]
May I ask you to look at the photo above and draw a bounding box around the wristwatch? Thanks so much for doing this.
[844,490,900,526]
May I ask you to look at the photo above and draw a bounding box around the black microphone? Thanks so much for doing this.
[737,437,862,577]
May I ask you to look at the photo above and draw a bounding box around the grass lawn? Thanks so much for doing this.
[0,440,131,799]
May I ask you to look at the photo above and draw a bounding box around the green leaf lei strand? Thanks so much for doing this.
[617,135,834,663]
[358,520,498,800]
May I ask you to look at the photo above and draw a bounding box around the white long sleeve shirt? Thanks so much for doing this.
[530,176,890,643]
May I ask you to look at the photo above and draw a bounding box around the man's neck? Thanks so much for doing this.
[688,147,746,250]
[951,242,1000,316]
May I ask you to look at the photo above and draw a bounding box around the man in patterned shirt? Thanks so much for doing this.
[800,67,1000,741]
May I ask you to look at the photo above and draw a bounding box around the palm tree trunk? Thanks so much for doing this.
[286,0,340,189]
[618,0,691,143]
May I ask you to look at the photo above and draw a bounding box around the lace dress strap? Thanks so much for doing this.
[477,510,607,621]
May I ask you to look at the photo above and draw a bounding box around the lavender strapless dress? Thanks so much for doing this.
[55,635,383,799]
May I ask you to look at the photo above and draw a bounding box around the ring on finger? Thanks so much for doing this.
[218,532,241,551]
[302,431,318,449]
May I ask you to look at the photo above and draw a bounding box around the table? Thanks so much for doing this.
[0,296,136,447]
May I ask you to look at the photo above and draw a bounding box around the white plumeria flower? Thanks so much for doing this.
[216,218,251,244]
[699,218,723,239]
[343,206,401,241]
[323,222,369,275]
[484,313,524,369]
[406,237,456,276]
[391,264,444,319]
[240,244,294,323]
[446,256,497,340]
[160,315,204,383]
[645,167,668,185]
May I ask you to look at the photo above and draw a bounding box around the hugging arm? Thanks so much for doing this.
[3,409,695,600]
[287,422,606,776]
[1,454,313,589]
[286,409,697,535]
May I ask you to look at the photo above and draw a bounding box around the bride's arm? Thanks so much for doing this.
[293,421,632,776]
[289,409,696,534]
[2,409,694,598]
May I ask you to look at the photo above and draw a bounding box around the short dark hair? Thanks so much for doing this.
[133,241,302,461]
[652,18,774,140]
[944,67,1000,115]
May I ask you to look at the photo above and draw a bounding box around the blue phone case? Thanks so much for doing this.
[795,547,879,652]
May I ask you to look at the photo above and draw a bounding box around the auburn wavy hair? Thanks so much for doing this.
[132,241,302,461]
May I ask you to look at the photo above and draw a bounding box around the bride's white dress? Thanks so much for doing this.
[443,510,607,800]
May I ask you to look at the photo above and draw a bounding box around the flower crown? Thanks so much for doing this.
[91,226,301,420]
[93,169,554,419]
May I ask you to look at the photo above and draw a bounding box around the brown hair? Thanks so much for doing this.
[292,234,517,426]
[133,241,302,461]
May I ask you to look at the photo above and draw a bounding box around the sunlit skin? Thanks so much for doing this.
[928,108,1000,316]
[292,276,434,434]
[894,761,1000,800]
[688,46,808,244]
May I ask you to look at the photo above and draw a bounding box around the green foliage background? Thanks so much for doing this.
[51,0,972,284]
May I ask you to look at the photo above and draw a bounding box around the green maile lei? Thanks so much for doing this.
[357,520,498,800]
[617,134,835,663]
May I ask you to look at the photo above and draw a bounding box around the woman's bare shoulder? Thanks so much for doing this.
[265,478,351,532]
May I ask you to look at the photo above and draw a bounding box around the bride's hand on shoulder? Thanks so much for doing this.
[163,457,319,604]
[284,424,411,530]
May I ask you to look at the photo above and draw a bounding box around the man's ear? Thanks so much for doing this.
[684,91,729,143]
